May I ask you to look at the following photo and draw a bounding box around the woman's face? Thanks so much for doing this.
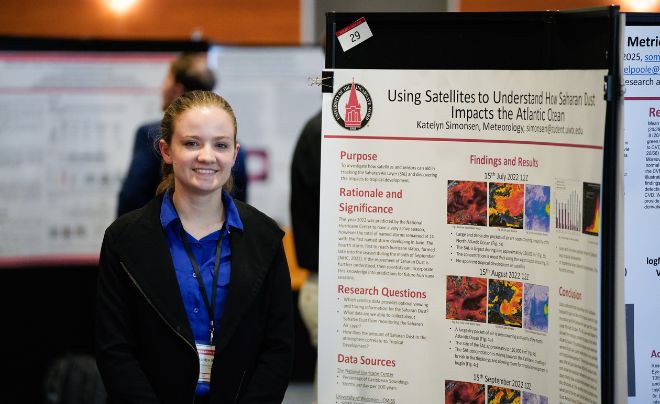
[160,105,239,197]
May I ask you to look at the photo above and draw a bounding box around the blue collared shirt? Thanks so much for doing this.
[160,190,243,396]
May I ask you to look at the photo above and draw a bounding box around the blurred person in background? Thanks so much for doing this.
[117,52,247,217]
[289,109,321,400]
[290,34,324,403]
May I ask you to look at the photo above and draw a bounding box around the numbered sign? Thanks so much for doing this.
[336,17,374,52]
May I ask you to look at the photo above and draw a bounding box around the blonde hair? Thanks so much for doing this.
[156,90,238,195]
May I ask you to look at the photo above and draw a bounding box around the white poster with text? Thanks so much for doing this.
[623,24,660,404]
[318,69,606,403]
[0,53,169,266]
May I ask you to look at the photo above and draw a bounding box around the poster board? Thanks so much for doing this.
[318,9,620,404]
[0,41,180,267]
[622,13,660,404]
[210,45,324,226]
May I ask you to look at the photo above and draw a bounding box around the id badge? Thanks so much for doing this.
[196,342,215,383]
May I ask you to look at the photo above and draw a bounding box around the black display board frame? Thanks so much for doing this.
[0,35,210,52]
[325,8,621,403]
[625,11,660,26]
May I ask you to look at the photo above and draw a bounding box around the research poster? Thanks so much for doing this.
[318,69,606,403]
[0,53,169,266]
[623,24,660,404]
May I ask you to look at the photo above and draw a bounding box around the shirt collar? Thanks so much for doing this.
[160,191,180,231]
[222,190,244,231]
[160,190,244,232]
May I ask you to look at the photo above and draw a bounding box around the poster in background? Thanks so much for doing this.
[0,52,170,265]
[0,46,323,266]
[623,24,660,404]
[211,46,323,226]
[318,69,606,403]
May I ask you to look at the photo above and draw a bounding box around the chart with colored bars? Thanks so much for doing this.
[553,179,601,235]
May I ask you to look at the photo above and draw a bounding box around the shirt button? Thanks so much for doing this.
[193,307,199,314]
[192,272,197,278]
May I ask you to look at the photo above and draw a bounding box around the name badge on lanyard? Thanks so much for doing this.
[196,343,215,383]
[180,225,225,384]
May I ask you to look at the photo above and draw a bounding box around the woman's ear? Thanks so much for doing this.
[233,143,240,164]
[159,139,173,164]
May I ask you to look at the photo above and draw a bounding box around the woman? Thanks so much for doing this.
[96,90,293,404]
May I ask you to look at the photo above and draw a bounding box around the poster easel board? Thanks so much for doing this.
[319,8,620,404]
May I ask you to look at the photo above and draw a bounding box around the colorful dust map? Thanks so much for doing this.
[447,180,488,226]
[445,380,485,404]
[446,276,487,322]
[582,182,600,236]
[523,283,549,333]
[522,391,548,404]
[488,280,523,327]
[489,183,524,229]
[488,386,521,404]
[524,184,550,232]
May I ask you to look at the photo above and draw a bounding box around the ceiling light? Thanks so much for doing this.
[624,0,659,12]
[106,0,138,14]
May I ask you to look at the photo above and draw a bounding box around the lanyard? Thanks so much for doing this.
[180,225,224,344]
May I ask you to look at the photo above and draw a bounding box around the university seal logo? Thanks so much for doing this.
[332,79,373,130]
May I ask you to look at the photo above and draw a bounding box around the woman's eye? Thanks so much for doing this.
[216,143,228,149]
[184,141,199,147]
